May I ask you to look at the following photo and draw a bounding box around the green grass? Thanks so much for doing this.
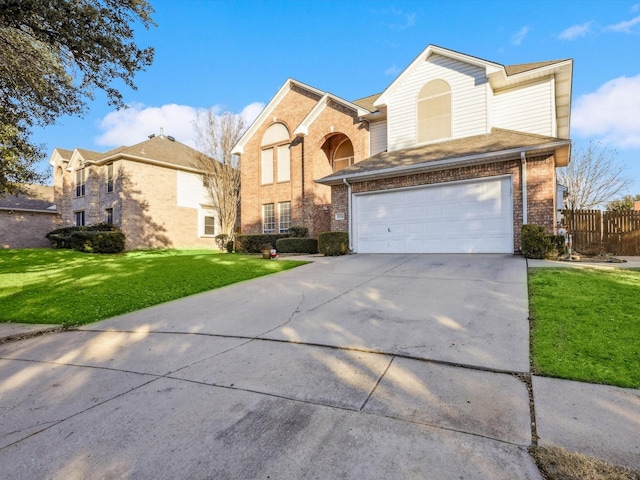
[0,249,306,326]
[529,267,640,389]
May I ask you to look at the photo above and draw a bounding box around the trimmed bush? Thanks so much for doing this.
[46,224,125,253]
[288,226,308,238]
[235,234,289,253]
[276,237,318,254]
[318,231,349,256]
[521,224,566,259]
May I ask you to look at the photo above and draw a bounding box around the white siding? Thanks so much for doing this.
[177,171,209,208]
[386,54,488,152]
[369,120,387,156]
[493,78,554,136]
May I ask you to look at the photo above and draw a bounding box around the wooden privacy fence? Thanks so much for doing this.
[562,209,640,256]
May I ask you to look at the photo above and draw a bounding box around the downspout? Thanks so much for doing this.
[343,178,353,251]
[521,151,527,225]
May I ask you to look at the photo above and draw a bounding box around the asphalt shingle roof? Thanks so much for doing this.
[0,185,56,211]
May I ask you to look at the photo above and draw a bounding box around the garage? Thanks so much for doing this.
[354,176,513,253]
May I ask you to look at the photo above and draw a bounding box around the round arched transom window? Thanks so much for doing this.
[333,139,354,172]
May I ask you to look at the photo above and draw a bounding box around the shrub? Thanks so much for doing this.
[46,224,125,253]
[215,234,229,251]
[521,224,566,259]
[226,240,234,253]
[288,226,308,238]
[318,231,349,256]
[235,234,289,253]
[276,237,318,254]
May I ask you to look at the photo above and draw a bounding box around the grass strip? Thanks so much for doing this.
[0,249,305,326]
[529,267,640,389]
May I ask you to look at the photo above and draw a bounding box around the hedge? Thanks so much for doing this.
[318,231,349,256]
[276,237,318,254]
[235,234,290,253]
[521,224,566,259]
[46,223,126,253]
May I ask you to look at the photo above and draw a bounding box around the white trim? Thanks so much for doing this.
[294,94,369,137]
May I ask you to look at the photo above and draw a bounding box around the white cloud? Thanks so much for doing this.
[374,6,417,30]
[512,26,530,45]
[558,21,593,40]
[607,14,640,33]
[95,102,265,149]
[572,74,640,148]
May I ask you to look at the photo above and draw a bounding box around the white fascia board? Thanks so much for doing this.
[294,93,369,137]
[67,149,85,171]
[232,78,327,155]
[374,45,502,108]
[317,140,571,186]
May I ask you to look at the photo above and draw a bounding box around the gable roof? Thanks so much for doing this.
[316,128,570,186]
[0,185,57,213]
[233,78,375,155]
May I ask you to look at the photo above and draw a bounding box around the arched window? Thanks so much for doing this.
[417,79,451,143]
[261,123,290,184]
[333,139,354,172]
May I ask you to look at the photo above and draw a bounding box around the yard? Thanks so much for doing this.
[0,249,305,326]
[528,267,640,389]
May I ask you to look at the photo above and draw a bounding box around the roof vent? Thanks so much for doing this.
[148,134,155,139]
[167,136,175,142]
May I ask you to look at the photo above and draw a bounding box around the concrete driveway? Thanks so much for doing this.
[1,254,638,478]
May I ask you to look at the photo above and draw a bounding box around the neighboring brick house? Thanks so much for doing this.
[50,134,220,250]
[233,45,573,254]
[0,185,60,248]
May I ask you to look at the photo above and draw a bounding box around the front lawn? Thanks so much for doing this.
[0,249,306,326]
[528,267,640,389]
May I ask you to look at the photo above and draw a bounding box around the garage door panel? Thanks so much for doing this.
[355,177,513,254]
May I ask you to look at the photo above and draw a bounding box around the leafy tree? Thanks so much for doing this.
[193,111,245,238]
[557,141,630,210]
[607,194,640,211]
[0,0,155,195]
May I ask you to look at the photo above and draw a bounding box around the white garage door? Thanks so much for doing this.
[354,176,513,253]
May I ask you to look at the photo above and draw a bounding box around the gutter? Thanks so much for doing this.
[521,151,528,225]
[343,178,353,252]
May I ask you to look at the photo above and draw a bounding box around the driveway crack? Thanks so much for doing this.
[360,355,395,411]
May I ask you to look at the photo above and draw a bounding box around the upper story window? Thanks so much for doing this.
[417,79,451,144]
[106,163,114,193]
[261,123,290,184]
[75,168,85,197]
[333,139,354,172]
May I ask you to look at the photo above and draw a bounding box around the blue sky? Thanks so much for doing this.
[32,0,640,193]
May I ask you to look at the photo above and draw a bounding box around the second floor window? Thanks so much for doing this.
[76,168,85,197]
[261,123,290,185]
[417,79,452,144]
[107,163,114,193]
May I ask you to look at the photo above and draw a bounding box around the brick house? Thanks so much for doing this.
[233,45,573,254]
[50,133,220,250]
[0,185,60,248]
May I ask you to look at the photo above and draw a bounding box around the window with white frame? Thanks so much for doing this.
[75,168,85,196]
[261,148,274,185]
[262,203,275,233]
[261,123,290,185]
[417,79,451,143]
[200,208,217,237]
[105,208,113,224]
[278,201,291,233]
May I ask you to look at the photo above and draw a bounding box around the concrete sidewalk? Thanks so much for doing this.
[1,254,638,478]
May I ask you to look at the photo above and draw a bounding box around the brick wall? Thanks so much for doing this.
[0,210,61,248]
[239,85,370,238]
[328,155,558,253]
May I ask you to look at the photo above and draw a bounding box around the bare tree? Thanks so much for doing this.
[558,141,630,210]
[193,110,244,238]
